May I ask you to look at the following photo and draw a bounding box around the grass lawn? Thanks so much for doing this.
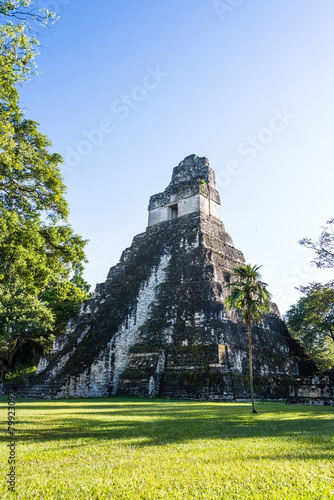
[0,397,333,499]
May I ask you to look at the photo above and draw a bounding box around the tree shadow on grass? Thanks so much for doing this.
[0,398,333,461]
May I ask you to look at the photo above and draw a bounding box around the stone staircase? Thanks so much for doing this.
[16,383,63,399]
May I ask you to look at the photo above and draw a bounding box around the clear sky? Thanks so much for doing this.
[19,0,333,314]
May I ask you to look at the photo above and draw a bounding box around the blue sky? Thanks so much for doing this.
[19,0,334,314]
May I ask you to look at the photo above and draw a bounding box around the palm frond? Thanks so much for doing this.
[224,263,272,325]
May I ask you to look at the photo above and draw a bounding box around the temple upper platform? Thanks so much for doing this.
[148,155,221,227]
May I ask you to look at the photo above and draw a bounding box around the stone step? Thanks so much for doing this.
[16,384,62,399]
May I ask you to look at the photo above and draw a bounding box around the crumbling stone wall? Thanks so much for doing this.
[289,369,334,405]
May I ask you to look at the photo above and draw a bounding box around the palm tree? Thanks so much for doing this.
[225,264,272,413]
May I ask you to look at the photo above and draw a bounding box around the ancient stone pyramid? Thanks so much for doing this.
[19,155,315,399]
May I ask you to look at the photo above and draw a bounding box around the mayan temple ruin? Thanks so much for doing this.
[18,154,316,400]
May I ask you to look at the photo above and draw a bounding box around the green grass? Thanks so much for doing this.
[0,397,333,499]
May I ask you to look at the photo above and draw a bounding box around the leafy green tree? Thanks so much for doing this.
[294,218,334,369]
[0,278,54,369]
[0,1,56,107]
[0,275,92,372]
[285,281,334,371]
[225,264,271,413]
[0,2,84,299]
[299,219,334,269]
[40,278,92,336]
[0,1,91,372]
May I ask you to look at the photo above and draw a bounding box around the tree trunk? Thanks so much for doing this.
[248,321,257,413]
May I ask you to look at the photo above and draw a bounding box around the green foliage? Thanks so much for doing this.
[4,363,36,382]
[299,218,334,269]
[0,1,90,371]
[40,278,92,336]
[0,1,57,108]
[0,398,333,499]
[0,274,92,371]
[1,112,67,218]
[286,281,334,370]
[225,264,272,326]
[0,203,87,298]
[0,279,54,368]
[0,2,86,299]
